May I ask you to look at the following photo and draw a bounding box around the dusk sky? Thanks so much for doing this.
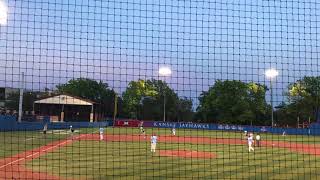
[0,0,320,106]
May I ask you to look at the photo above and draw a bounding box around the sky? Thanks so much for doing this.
[0,0,320,107]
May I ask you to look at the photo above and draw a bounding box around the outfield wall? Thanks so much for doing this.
[143,121,320,136]
[0,115,109,131]
[0,115,320,135]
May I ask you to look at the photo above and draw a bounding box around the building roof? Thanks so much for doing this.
[34,94,95,106]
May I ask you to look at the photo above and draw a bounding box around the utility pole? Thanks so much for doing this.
[18,72,24,122]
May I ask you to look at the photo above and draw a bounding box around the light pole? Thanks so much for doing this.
[159,66,172,122]
[18,72,25,122]
[265,68,279,127]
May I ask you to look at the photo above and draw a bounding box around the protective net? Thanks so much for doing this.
[0,0,319,179]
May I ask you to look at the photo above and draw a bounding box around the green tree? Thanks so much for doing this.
[274,102,299,127]
[176,97,193,122]
[286,76,320,123]
[5,92,19,110]
[196,80,270,125]
[122,79,158,119]
[122,79,193,121]
[57,78,116,117]
[6,91,40,112]
[247,82,271,125]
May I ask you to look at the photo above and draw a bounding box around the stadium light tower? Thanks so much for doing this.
[159,66,172,122]
[0,0,8,26]
[265,68,279,127]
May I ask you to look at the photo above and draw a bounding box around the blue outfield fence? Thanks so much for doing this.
[0,115,110,131]
[1,115,320,135]
[144,121,320,136]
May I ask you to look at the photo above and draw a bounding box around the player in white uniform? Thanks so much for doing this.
[139,121,144,134]
[172,128,176,136]
[282,131,286,136]
[99,127,104,140]
[248,133,254,152]
[70,125,74,133]
[140,126,144,134]
[150,134,158,153]
[69,125,74,139]
[43,123,48,134]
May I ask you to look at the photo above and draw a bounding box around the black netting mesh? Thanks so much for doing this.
[0,0,319,179]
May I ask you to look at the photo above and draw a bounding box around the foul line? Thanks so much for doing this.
[0,134,86,170]
[25,137,36,141]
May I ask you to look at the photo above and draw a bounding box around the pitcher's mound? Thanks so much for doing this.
[159,150,216,159]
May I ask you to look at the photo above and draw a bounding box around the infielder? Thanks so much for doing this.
[140,125,145,134]
[248,133,254,152]
[99,127,104,140]
[172,128,176,136]
[150,134,158,153]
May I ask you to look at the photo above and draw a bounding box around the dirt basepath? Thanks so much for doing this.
[0,134,319,179]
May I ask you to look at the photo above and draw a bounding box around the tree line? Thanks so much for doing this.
[5,76,320,126]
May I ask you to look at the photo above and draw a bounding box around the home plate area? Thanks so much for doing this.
[158,150,216,159]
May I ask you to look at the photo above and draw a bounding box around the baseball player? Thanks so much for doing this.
[70,125,74,133]
[69,125,75,139]
[172,128,176,136]
[43,123,48,135]
[150,134,158,153]
[139,124,146,139]
[140,123,145,134]
[139,121,144,133]
[248,133,254,152]
[99,127,104,140]
[282,131,286,136]
[141,127,146,137]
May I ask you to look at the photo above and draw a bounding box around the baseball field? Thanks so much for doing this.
[0,127,319,179]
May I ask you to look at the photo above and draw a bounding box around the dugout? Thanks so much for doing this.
[34,94,104,122]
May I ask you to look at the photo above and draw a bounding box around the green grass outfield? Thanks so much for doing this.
[26,140,320,179]
[1,127,320,179]
[105,127,320,144]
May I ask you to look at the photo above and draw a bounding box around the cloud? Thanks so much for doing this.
[0,0,7,26]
